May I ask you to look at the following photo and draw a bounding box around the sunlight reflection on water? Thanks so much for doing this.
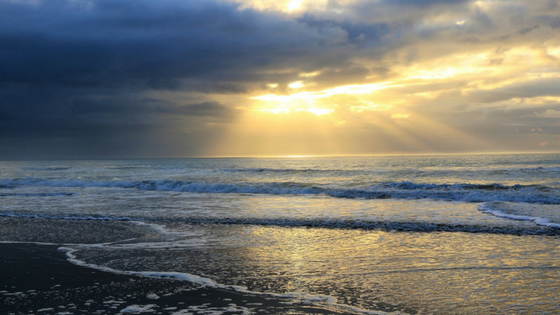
[71,223,560,315]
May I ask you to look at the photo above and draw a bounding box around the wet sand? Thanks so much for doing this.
[0,243,341,315]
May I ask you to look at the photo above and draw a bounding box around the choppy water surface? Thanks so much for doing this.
[1,154,560,314]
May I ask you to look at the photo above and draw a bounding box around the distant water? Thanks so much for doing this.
[1,154,560,314]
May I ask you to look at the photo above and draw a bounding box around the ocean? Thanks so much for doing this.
[1,153,560,314]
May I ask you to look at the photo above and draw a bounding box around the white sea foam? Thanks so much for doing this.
[130,221,203,237]
[169,304,254,315]
[59,246,400,315]
[120,304,158,313]
[37,308,55,312]
[479,202,560,229]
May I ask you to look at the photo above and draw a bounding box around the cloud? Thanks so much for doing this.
[162,101,239,119]
[391,113,411,119]
[1,0,560,157]
[534,109,560,118]
[0,0,364,157]
[466,78,560,104]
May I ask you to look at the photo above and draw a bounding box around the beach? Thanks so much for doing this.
[3,0,560,313]
[0,239,345,315]
[1,155,560,314]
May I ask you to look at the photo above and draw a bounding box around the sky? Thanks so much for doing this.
[1,0,560,158]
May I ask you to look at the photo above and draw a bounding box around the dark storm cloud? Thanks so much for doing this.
[1,1,251,87]
[166,101,237,118]
[0,0,367,158]
[71,97,235,118]
[0,0,365,89]
[0,0,370,90]
[1,0,559,157]
[296,14,392,46]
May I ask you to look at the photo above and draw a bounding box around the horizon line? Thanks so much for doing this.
[2,150,560,161]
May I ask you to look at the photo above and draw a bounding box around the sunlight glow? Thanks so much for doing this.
[259,108,291,114]
[299,71,321,77]
[258,107,334,116]
[410,66,480,80]
[287,0,302,11]
[299,108,335,115]
[546,46,560,59]
[253,81,396,102]
[391,113,410,119]
[350,102,392,113]
[252,81,397,117]
[288,81,305,89]
[233,34,557,155]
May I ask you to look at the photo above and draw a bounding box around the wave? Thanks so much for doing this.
[0,192,73,197]
[479,202,560,229]
[377,181,544,191]
[514,166,560,173]
[2,212,558,235]
[0,212,132,221]
[221,168,322,173]
[473,166,560,173]
[343,182,560,204]
[220,165,560,174]
[2,178,560,204]
[103,165,152,170]
[21,166,71,171]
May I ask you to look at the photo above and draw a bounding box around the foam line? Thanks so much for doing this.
[59,247,401,315]
[479,202,560,229]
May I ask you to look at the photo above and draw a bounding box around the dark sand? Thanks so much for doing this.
[0,243,342,315]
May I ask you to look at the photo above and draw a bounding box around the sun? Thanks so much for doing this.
[251,81,399,117]
[252,94,335,116]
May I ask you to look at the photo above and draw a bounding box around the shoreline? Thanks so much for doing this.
[0,243,344,315]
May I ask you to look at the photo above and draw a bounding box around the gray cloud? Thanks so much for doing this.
[0,0,363,158]
[466,78,560,103]
[1,0,560,157]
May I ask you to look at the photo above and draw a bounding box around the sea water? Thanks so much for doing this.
[1,154,560,314]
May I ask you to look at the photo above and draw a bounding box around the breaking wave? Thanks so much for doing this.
[2,211,558,235]
[2,178,560,204]
[479,202,560,229]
